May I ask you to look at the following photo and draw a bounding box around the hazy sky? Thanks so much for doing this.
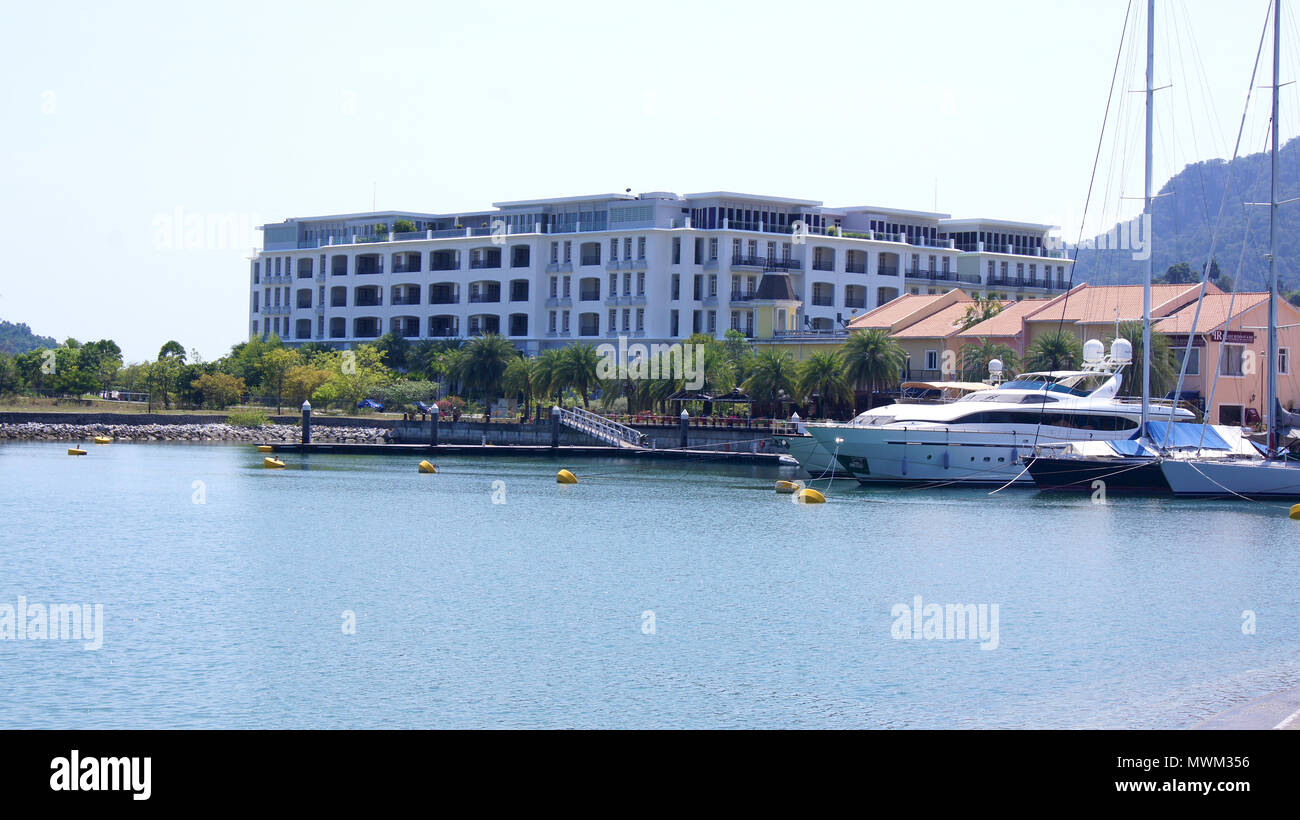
[2,0,1296,362]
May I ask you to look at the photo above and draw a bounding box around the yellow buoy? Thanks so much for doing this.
[93,436,112,445]
[67,448,87,456]
[263,457,286,469]
[775,480,801,494]
[418,460,438,474]
[1290,503,1300,520]
[795,488,826,504]
[556,469,578,484]
[257,445,274,453]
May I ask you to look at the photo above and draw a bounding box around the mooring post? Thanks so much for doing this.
[551,404,561,448]
[679,409,689,450]
[301,400,311,444]
[429,403,439,446]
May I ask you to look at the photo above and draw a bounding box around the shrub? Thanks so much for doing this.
[227,409,270,428]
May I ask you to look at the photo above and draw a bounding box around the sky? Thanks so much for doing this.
[2,0,1297,362]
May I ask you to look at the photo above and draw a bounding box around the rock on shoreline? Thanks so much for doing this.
[0,422,389,443]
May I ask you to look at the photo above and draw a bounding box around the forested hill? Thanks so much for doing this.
[1070,136,1300,292]
[0,320,58,355]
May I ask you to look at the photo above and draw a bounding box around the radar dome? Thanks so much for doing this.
[1110,338,1133,364]
[1083,339,1105,363]
[988,358,1004,375]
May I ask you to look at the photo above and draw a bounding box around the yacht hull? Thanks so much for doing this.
[1023,456,1170,494]
[1160,458,1300,499]
[807,427,1040,486]
[777,434,855,480]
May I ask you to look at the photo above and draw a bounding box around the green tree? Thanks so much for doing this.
[841,329,906,410]
[284,364,332,406]
[1107,322,1176,399]
[552,343,601,407]
[960,338,1020,382]
[959,296,1004,331]
[261,347,301,413]
[1023,330,1085,372]
[191,372,246,409]
[393,219,417,233]
[152,341,188,409]
[743,349,799,417]
[374,332,412,372]
[502,356,540,420]
[457,334,517,407]
[797,351,851,419]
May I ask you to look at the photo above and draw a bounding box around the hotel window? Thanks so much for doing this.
[637,272,645,295]
[708,275,717,297]
[693,310,702,334]
[624,272,632,295]
[731,311,741,331]
[928,255,936,272]
[748,239,758,258]
[910,254,919,272]
[622,309,630,332]
[609,309,617,330]
[609,273,618,294]
[637,236,645,259]
[941,256,950,273]
[1280,348,1290,375]
[707,311,716,334]
[610,239,618,260]
[562,311,570,333]
[549,311,557,333]
[987,261,995,280]
[709,239,718,260]
[767,241,776,261]
[562,276,572,298]
[1219,344,1246,377]
[275,257,281,275]
[672,237,681,264]
[1016,263,1025,281]
[549,277,558,298]
[693,275,702,300]
[1000,262,1009,278]
[925,350,940,371]
[636,308,644,332]
[1029,263,1037,282]
[624,237,632,259]
[732,238,742,258]
[253,261,260,283]
[814,247,835,272]
[563,241,572,263]
[694,238,704,264]
[253,292,259,312]
[671,274,680,300]
[550,242,558,264]
[1174,346,1201,376]
[782,242,791,261]
[671,310,679,336]
[320,254,326,273]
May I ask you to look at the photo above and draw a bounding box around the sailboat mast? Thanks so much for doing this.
[1142,0,1155,430]
[1268,0,1282,456]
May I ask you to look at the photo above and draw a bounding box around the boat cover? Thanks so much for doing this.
[1136,421,1232,450]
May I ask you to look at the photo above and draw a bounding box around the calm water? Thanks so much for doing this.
[1,439,1297,729]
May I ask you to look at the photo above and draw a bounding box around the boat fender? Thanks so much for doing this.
[418,460,438,474]
[795,488,826,504]
[1291,503,1300,521]
[263,457,286,469]
[557,469,578,484]
[67,448,87,456]
[942,450,950,470]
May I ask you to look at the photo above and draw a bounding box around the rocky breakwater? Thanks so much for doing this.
[0,422,390,443]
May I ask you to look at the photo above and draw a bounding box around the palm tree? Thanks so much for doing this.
[960,338,1020,382]
[797,351,851,419]
[533,348,563,405]
[959,296,1004,331]
[1107,322,1176,398]
[458,333,517,407]
[1023,330,1084,372]
[743,349,799,417]
[552,344,601,407]
[502,355,539,420]
[841,329,906,411]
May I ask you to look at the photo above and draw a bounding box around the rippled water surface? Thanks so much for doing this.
[1,440,1297,728]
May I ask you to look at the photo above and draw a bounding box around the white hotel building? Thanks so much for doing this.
[249,191,1072,354]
